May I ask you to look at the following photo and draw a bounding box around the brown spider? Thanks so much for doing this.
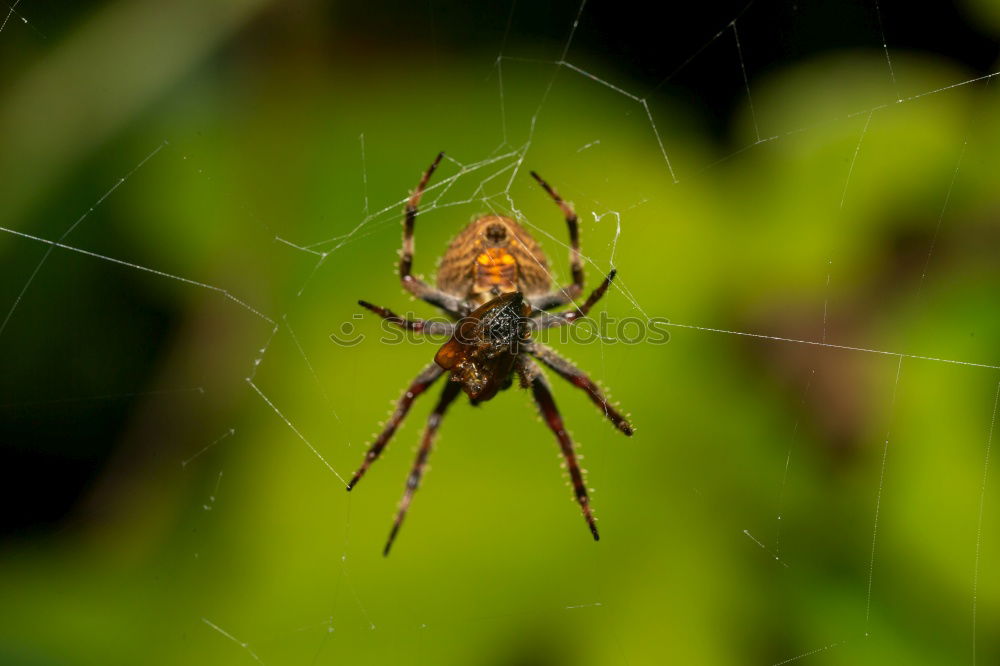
[350,152,634,555]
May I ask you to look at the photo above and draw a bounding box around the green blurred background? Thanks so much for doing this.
[2,1,1000,664]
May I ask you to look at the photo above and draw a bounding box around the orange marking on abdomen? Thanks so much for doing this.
[474,249,518,293]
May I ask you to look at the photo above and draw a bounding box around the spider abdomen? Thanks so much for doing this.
[436,215,551,304]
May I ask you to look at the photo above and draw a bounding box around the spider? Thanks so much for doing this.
[350,152,634,555]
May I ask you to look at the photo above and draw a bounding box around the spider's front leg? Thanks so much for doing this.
[528,171,584,310]
[518,357,600,541]
[358,300,456,336]
[398,152,468,316]
[347,362,443,491]
[531,269,617,331]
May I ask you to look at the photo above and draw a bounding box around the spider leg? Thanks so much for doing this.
[528,171,584,310]
[347,362,443,491]
[384,379,462,556]
[358,300,456,336]
[519,357,600,541]
[399,152,468,317]
[526,342,633,435]
[530,269,617,331]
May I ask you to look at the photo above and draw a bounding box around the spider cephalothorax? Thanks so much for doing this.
[434,292,531,402]
[349,152,634,555]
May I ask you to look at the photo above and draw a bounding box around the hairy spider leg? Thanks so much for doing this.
[532,268,617,330]
[528,341,633,436]
[399,152,467,316]
[358,300,456,336]
[523,358,600,541]
[347,362,443,491]
[383,380,463,556]
[528,171,584,310]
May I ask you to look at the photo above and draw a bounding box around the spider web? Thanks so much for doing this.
[1,1,999,664]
